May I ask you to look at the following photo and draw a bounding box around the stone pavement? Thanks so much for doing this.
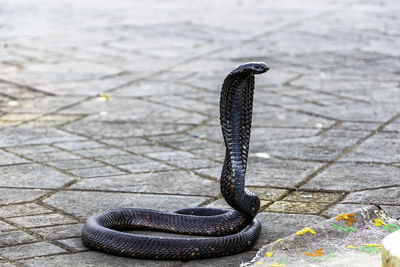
[0,0,399,266]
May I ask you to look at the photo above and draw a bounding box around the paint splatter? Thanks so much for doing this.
[302,248,325,257]
[335,213,357,226]
[373,218,386,226]
[383,224,400,232]
[331,222,356,233]
[296,227,316,235]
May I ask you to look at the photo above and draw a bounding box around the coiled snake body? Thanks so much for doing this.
[82,62,269,260]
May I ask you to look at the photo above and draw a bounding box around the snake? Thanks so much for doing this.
[82,62,270,260]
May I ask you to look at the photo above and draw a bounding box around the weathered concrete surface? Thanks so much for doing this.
[0,0,399,266]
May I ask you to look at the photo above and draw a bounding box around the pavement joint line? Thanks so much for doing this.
[315,121,341,136]
[13,251,74,262]
[0,212,54,220]
[285,75,372,105]
[0,92,18,101]
[317,192,349,216]
[63,188,218,198]
[138,95,214,117]
[198,195,223,207]
[255,98,340,122]
[34,201,84,224]
[0,255,19,267]
[56,127,222,183]
[267,89,329,107]
[294,112,400,190]
[0,78,56,97]
[350,184,400,193]
[47,143,133,175]
[0,217,76,254]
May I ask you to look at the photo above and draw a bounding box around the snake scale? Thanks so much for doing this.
[82,62,270,260]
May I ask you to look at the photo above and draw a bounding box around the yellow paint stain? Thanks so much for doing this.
[266,252,274,258]
[256,262,264,265]
[347,245,356,249]
[269,262,288,267]
[362,244,382,248]
[276,238,283,242]
[296,227,316,235]
[97,93,112,102]
[374,218,386,226]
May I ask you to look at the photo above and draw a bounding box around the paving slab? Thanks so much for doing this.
[0,164,75,189]
[301,163,400,191]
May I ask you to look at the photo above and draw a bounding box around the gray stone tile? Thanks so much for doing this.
[246,158,324,188]
[19,251,177,267]
[101,137,151,147]
[0,242,66,260]
[62,98,207,124]
[95,155,153,165]
[171,158,221,170]
[301,163,400,191]
[113,79,192,97]
[46,159,105,170]
[53,141,105,151]
[0,262,14,267]
[339,133,400,163]
[338,122,381,131]
[322,203,367,218]
[30,224,83,240]
[148,133,219,149]
[252,136,358,161]
[5,145,59,155]
[23,151,82,162]
[0,188,50,205]
[8,214,76,228]
[125,145,176,154]
[0,221,16,232]
[63,119,192,139]
[69,170,219,196]
[384,119,400,133]
[7,145,60,155]
[35,73,137,96]
[0,164,74,189]
[44,191,211,220]
[0,203,51,218]
[2,58,121,85]
[3,96,84,114]
[67,166,128,178]
[73,147,131,158]
[57,237,88,252]
[343,187,400,205]
[146,150,197,161]
[0,150,28,165]
[0,231,38,247]
[0,127,84,147]
[117,161,175,173]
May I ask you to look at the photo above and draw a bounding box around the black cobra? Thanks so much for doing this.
[82,62,270,260]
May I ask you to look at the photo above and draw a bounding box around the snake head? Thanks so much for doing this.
[233,62,269,76]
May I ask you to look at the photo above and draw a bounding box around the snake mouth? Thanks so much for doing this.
[252,62,269,74]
